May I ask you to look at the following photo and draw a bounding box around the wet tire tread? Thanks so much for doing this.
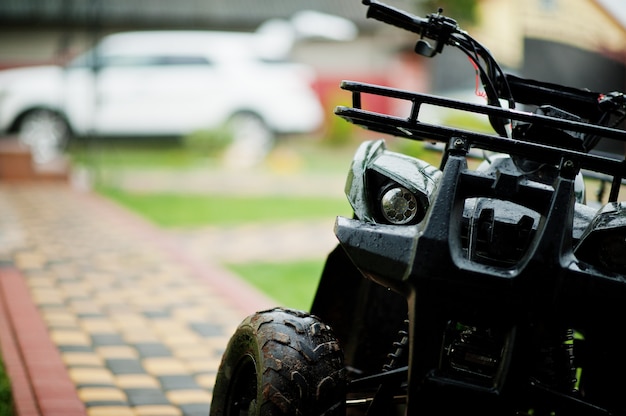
[211,307,346,416]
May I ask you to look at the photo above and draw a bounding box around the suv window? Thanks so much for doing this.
[68,53,211,68]
[99,55,212,67]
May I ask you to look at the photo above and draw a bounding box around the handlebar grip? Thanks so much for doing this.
[363,0,427,35]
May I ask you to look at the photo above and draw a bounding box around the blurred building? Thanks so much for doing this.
[471,0,626,156]
[2,0,625,142]
[0,0,418,69]
[475,0,626,89]
[2,0,624,83]
[428,0,625,91]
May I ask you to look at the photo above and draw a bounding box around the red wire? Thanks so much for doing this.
[468,57,487,99]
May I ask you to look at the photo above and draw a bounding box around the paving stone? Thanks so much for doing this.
[185,358,214,373]
[26,276,56,288]
[125,388,171,406]
[63,352,104,367]
[143,357,189,375]
[76,312,108,319]
[157,375,201,391]
[133,405,183,416]
[58,345,95,353]
[166,389,211,405]
[14,251,46,270]
[178,403,211,416]
[78,387,127,403]
[105,358,146,375]
[65,294,93,302]
[71,301,104,315]
[56,276,83,283]
[115,374,160,389]
[188,322,224,337]
[134,342,172,358]
[143,310,171,319]
[91,333,127,347]
[70,368,116,386]
[194,373,216,388]
[97,345,139,359]
[81,319,118,333]
[86,406,135,416]
[171,345,209,359]
[121,330,161,343]
[51,329,92,346]
[42,310,79,327]
[30,288,65,305]
[84,400,130,407]
[162,333,201,346]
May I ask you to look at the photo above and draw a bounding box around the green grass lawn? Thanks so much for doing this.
[70,135,359,172]
[98,187,352,227]
[0,356,12,416]
[226,259,325,311]
[69,136,207,169]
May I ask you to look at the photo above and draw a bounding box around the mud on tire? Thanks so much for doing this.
[210,307,346,416]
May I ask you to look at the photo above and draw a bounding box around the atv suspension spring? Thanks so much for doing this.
[535,327,578,393]
[562,328,578,393]
[383,318,410,372]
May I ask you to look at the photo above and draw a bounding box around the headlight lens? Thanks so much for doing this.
[380,186,419,225]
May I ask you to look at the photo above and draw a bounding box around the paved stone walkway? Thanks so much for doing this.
[0,182,318,416]
[167,219,338,264]
[89,165,344,266]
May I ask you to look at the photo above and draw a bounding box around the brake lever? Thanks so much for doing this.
[414,9,460,57]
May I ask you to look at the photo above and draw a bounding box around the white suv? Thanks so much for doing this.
[0,30,325,163]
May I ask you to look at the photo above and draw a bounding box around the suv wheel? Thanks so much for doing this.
[18,109,70,164]
[222,112,274,168]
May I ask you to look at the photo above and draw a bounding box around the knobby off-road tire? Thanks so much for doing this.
[210,307,346,416]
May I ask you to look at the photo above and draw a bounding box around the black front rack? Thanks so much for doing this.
[335,80,626,193]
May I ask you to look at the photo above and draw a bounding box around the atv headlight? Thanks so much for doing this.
[345,139,441,224]
[380,186,419,225]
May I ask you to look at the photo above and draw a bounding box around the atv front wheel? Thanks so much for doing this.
[210,307,346,416]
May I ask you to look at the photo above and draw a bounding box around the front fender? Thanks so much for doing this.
[334,216,419,294]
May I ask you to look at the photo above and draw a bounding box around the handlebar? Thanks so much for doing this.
[362,0,626,141]
[363,0,460,57]
[363,0,429,35]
